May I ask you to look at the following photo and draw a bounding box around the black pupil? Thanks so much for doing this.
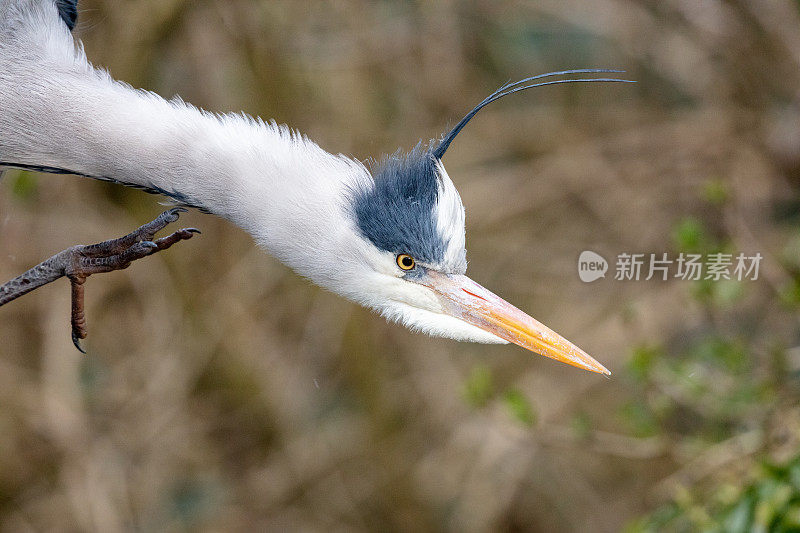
[401,256,413,268]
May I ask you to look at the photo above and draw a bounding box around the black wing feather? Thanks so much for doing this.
[0,161,210,213]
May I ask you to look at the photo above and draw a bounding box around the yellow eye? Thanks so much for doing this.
[396,254,416,271]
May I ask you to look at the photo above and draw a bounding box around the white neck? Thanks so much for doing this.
[0,0,375,288]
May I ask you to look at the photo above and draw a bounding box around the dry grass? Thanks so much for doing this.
[2,1,800,531]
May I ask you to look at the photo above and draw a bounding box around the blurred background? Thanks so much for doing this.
[2,0,800,531]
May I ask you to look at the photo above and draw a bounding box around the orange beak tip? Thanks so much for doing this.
[421,272,612,377]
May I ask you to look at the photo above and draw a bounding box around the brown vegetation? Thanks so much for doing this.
[1,1,799,531]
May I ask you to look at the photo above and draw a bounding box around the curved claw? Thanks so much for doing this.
[72,330,87,354]
[137,240,159,252]
[175,229,199,238]
[139,241,159,257]
[186,228,201,234]
[156,207,187,227]
[165,207,188,221]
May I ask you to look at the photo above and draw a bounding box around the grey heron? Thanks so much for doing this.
[0,0,632,374]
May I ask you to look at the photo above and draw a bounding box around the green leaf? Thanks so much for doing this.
[11,171,38,201]
[619,401,658,438]
[503,388,536,427]
[711,279,744,307]
[722,492,754,533]
[672,217,711,253]
[627,344,661,381]
[464,365,493,408]
[778,278,800,308]
[571,412,592,439]
[690,336,748,373]
[788,462,800,492]
[702,179,729,205]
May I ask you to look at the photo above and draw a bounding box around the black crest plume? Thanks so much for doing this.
[432,69,634,159]
[56,0,79,31]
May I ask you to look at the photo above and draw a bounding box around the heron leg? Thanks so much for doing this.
[0,208,200,353]
[69,275,87,353]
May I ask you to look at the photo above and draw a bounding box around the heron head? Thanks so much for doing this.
[334,70,632,374]
[347,144,609,375]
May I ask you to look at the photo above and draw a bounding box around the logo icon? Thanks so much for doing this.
[578,251,608,282]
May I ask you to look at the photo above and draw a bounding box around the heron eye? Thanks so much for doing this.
[396,254,416,271]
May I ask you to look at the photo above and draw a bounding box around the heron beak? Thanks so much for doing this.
[420,271,610,375]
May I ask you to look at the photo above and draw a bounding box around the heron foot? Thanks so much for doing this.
[61,209,199,353]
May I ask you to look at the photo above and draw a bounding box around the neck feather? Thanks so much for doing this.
[0,2,373,285]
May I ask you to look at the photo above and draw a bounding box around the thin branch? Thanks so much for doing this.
[0,208,200,352]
